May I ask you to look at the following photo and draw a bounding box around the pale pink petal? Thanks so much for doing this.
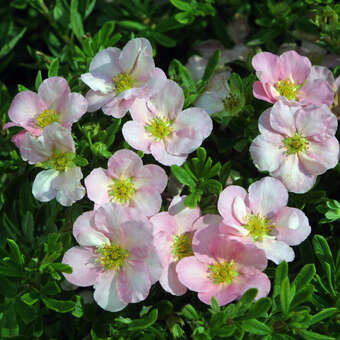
[252,52,280,83]
[253,81,275,103]
[150,142,187,166]
[271,154,317,193]
[198,283,240,306]
[134,164,168,192]
[130,187,162,217]
[32,169,59,202]
[129,97,155,124]
[11,130,27,148]
[194,214,223,230]
[297,80,334,106]
[150,80,184,121]
[20,134,50,164]
[38,77,70,113]
[94,271,127,312]
[260,239,295,264]
[43,123,75,154]
[53,167,85,206]
[119,38,154,82]
[8,91,46,127]
[295,105,338,140]
[122,121,153,153]
[299,137,339,175]
[60,93,88,128]
[144,248,163,284]
[196,39,224,60]
[232,196,248,224]
[250,134,285,172]
[107,149,143,178]
[307,66,334,84]
[85,90,115,112]
[89,47,121,81]
[167,108,212,155]
[238,268,271,300]
[248,177,288,217]
[218,186,247,227]
[85,168,112,205]
[279,51,311,83]
[159,262,187,296]
[269,100,297,136]
[62,247,101,287]
[117,261,152,303]
[102,95,136,118]
[194,92,224,115]
[81,72,115,94]
[272,207,311,246]
[146,68,168,96]
[176,256,212,292]
[73,211,96,240]
[186,55,207,82]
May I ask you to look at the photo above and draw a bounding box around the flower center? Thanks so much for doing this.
[172,233,194,261]
[108,178,135,204]
[275,79,301,100]
[97,244,129,271]
[145,116,173,141]
[283,133,309,155]
[208,260,239,285]
[113,73,135,95]
[244,213,273,242]
[48,152,75,172]
[36,109,59,128]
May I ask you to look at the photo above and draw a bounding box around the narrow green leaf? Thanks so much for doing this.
[309,308,338,326]
[118,20,147,31]
[210,297,220,313]
[151,32,176,47]
[202,50,221,83]
[293,264,316,291]
[48,58,59,77]
[0,304,19,338]
[313,235,335,270]
[245,298,272,319]
[42,297,75,313]
[300,330,335,340]
[128,309,158,331]
[273,261,288,298]
[170,0,192,11]
[181,304,199,320]
[171,165,196,189]
[35,71,42,91]
[238,288,258,307]
[242,319,271,335]
[196,147,207,163]
[70,0,84,42]
[21,292,40,306]
[202,179,222,195]
[184,191,200,208]
[280,276,290,316]
[7,239,24,266]
[0,27,27,58]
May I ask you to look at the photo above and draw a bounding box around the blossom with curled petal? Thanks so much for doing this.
[62,204,162,312]
[81,38,166,118]
[3,77,87,148]
[250,100,339,193]
[85,149,167,217]
[217,177,311,264]
[176,224,270,306]
[151,196,201,296]
[18,122,85,206]
[122,79,213,166]
[252,50,334,106]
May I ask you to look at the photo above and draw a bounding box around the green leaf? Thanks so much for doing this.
[273,261,288,298]
[313,235,335,269]
[171,165,196,189]
[151,32,176,47]
[210,297,220,313]
[300,330,335,340]
[202,179,222,195]
[48,58,59,77]
[309,308,338,326]
[15,300,36,324]
[290,284,313,308]
[17,84,30,92]
[0,304,19,338]
[184,191,200,208]
[118,20,147,31]
[242,319,271,335]
[42,297,75,313]
[202,50,221,83]
[7,239,24,266]
[196,147,207,163]
[35,71,42,91]
[21,292,40,306]
[0,27,27,58]
[170,0,192,11]
[238,288,258,307]
[280,276,291,316]
[245,298,272,319]
[70,0,84,42]
[293,264,316,291]
[181,304,199,320]
[128,309,158,331]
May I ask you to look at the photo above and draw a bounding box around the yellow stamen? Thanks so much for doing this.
[97,244,129,271]
[36,109,59,128]
[208,260,239,285]
[172,233,194,261]
[113,73,135,95]
[283,133,309,155]
[108,178,135,204]
[244,213,274,242]
[48,152,75,172]
[145,116,173,141]
[275,79,302,100]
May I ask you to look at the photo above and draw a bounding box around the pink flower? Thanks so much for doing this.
[62,204,162,312]
[122,79,213,166]
[3,77,87,148]
[176,224,270,306]
[186,55,230,115]
[19,122,85,206]
[250,100,339,193]
[252,51,334,106]
[81,38,166,118]
[217,177,311,264]
[150,196,201,295]
[85,149,167,217]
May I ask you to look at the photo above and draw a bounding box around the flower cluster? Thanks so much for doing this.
[3,35,339,312]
